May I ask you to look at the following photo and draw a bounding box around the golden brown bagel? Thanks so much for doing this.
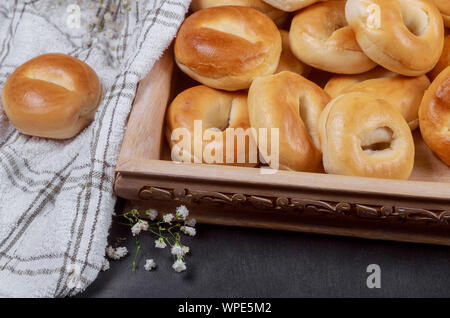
[290,1,376,74]
[166,85,257,166]
[262,0,324,12]
[190,0,289,26]
[325,68,430,130]
[319,92,415,179]
[1,53,101,139]
[174,6,282,91]
[429,35,450,80]
[345,0,444,76]
[248,71,330,172]
[433,0,450,28]
[324,67,395,98]
[276,30,311,77]
[419,66,450,166]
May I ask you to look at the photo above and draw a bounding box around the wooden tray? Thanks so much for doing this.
[114,48,450,246]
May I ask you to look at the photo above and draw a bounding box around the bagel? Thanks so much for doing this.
[248,71,330,172]
[419,66,450,166]
[324,67,395,98]
[166,85,257,166]
[1,53,101,139]
[190,0,289,26]
[345,0,444,76]
[433,0,450,28]
[262,0,324,12]
[174,6,282,91]
[325,68,431,130]
[290,1,377,74]
[319,92,415,179]
[429,35,450,80]
[276,30,311,77]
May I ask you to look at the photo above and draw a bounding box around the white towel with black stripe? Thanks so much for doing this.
[0,0,189,297]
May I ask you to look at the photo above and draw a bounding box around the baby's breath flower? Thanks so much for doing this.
[184,218,196,227]
[114,247,128,259]
[171,243,184,257]
[175,205,189,220]
[144,259,156,271]
[131,220,149,236]
[145,209,158,221]
[106,246,128,260]
[181,226,196,237]
[155,237,167,249]
[182,245,190,256]
[162,213,174,224]
[101,258,110,271]
[172,258,187,273]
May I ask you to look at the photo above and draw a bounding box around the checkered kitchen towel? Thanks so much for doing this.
[0,0,189,297]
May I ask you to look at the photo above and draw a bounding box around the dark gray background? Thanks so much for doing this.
[80,200,450,298]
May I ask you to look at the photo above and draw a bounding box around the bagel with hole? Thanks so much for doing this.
[419,66,450,166]
[429,35,450,80]
[166,85,257,166]
[174,6,282,91]
[325,68,431,130]
[1,53,101,139]
[190,0,289,27]
[290,1,377,74]
[262,0,324,12]
[248,71,330,172]
[276,30,311,77]
[345,0,444,76]
[319,92,415,179]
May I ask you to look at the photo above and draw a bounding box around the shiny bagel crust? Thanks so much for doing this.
[190,0,289,26]
[1,53,101,139]
[325,68,430,130]
[419,66,450,166]
[345,0,444,76]
[174,6,282,91]
[290,1,376,74]
[248,71,330,172]
[166,85,256,166]
[319,92,415,179]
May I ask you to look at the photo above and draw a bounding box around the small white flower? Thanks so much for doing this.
[140,220,149,231]
[131,222,141,236]
[146,209,158,221]
[171,244,184,257]
[144,259,156,271]
[182,245,190,255]
[172,258,187,273]
[176,205,189,220]
[131,220,149,236]
[185,218,196,227]
[101,258,110,271]
[162,213,174,224]
[181,226,196,237]
[106,245,116,259]
[106,246,128,260]
[66,264,82,290]
[155,238,167,249]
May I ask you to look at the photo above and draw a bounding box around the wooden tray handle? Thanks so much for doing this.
[116,49,174,168]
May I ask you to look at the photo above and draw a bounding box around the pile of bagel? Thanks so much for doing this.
[166,0,450,180]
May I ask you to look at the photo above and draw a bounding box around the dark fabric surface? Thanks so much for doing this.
[79,202,450,298]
